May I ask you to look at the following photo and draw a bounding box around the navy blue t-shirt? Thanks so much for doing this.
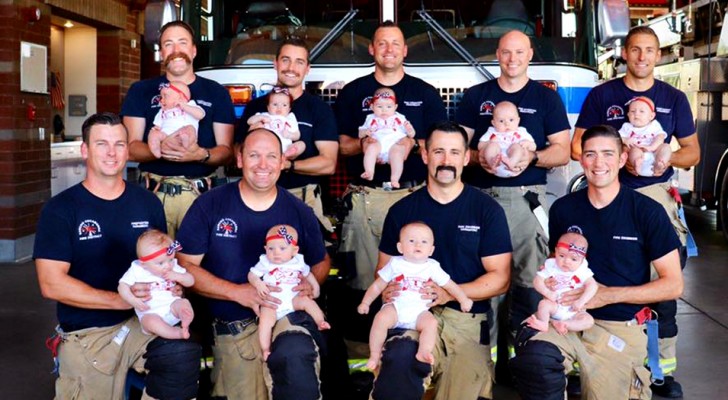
[457,79,570,188]
[575,78,695,188]
[549,187,680,321]
[379,185,512,314]
[237,91,338,188]
[334,73,447,185]
[33,183,166,330]
[177,183,327,321]
[121,75,235,178]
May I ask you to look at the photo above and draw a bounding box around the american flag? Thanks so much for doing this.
[51,71,64,110]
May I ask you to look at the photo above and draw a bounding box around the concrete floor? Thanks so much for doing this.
[1,207,726,399]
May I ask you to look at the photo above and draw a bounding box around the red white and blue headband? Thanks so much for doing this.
[556,241,587,257]
[265,226,297,245]
[139,240,182,262]
[372,91,397,104]
[161,83,189,102]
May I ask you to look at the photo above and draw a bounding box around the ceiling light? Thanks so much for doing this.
[63,20,74,28]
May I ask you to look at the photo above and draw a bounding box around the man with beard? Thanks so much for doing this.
[238,38,338,234]
[370,121,511,400]
[122,21,235,238]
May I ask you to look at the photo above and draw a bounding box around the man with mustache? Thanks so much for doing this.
[122,21,235,238]
[370,121,512,400]
[238,38,338,234]
[334,22,446,348]
[455,30,571,348]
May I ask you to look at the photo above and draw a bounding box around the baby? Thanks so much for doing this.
[118,229,195,339]
[618,96,672,176]
[526,231,597,335]
[357,222,473,369]
[148,81,206,158]
[248,224,330,361]
[359,87,416,188]
[478,101,536,177]
[246,87,306,158]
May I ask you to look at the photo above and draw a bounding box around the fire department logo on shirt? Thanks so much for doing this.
[215,218,238,238]
[479,101,496,115]
[361,96,373,111]
[78,220,102,241]
[606,105,624,121]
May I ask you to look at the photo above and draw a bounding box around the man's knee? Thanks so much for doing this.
[144,338,201,400]
[371,336,431,400]
[510,339,566,400]
[268,332,320,400]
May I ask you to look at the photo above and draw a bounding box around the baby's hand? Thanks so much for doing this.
[132,298,150,312]
[357,304,370,314]
[256,285,270,298]
[460,298,473,313]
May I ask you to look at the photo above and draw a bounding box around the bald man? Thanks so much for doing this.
[456,30,571,346]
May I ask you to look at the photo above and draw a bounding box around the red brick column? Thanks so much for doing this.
[97,11,141,114]
[0,1,52,262]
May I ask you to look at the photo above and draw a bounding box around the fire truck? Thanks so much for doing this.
[144,0,635,204]
[624,0,728,241]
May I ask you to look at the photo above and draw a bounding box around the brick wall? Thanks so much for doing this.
[0,1,52,249]
[0,0,143,261]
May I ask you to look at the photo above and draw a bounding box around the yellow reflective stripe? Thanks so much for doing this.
[200,356,214,370]
[491,345,498,363]
[349,358,370,373]
[660,357,677,374]
[570,362,580,373]
[329,268,339,276]
[508,345,515,359]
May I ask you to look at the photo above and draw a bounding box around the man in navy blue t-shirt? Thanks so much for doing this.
[371,121,512,400]
[456,29,571,341]
[238,37,339,233]
[176,128,329,399]
[572,26,700,397]
[34,113,200,400]
[511,125,682,400]
[122,21,235,238]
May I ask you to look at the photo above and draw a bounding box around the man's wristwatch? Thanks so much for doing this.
[529,150,539,167]
[201,149,211,164]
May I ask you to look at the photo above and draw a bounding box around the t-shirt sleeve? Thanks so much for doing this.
[311,99,338,141]
[479,199,512,257]
[517,126,535,143]
[297,206,326,266]
[641,200,681,261]
[120,81,147,118]
[479,127,495,142]
[210,84,236,125]
[429,261,451,286]
[33,200,74,262]
[334,85,361,138]
[379,207,402,256]
[376,259,396,282]
[119,266,137,285]
[249,261,266,277]
[543,89,571,136]
[618,122,632,138]
[420,85,447,136]
[176,198,211,256]
[575,88,602,130]
[575,264,595,283]
[187,100,206,119]
[652,120,667,136]
[455,87,479,129]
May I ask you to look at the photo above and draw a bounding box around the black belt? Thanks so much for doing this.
[358,180,422,190]
[144,176,226,196]
[213,318,256,336]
